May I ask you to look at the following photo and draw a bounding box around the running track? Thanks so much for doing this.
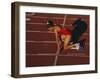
[26,12,90,67]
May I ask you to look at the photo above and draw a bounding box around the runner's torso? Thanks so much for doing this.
[58,28,71,36]
[58,28,71,41]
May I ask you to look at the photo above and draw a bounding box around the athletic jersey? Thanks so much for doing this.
[58,28,71,36]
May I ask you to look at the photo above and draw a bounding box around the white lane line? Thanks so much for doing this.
[26,54,89,57]
[26,31,54,33]
[26,16,64,19]
[62,14,67,27]
[26,31,89,37]
[26,15,89,21]
[26,23,45,25]
[26,41,57,43]
[26,22,72,26]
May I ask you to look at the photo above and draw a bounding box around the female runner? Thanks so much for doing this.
[47,18,87,51]
[47,20,76,50]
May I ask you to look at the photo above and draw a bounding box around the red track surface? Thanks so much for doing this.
[26,12,90,67]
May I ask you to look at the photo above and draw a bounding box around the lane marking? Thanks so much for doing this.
[26,54,89,57]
